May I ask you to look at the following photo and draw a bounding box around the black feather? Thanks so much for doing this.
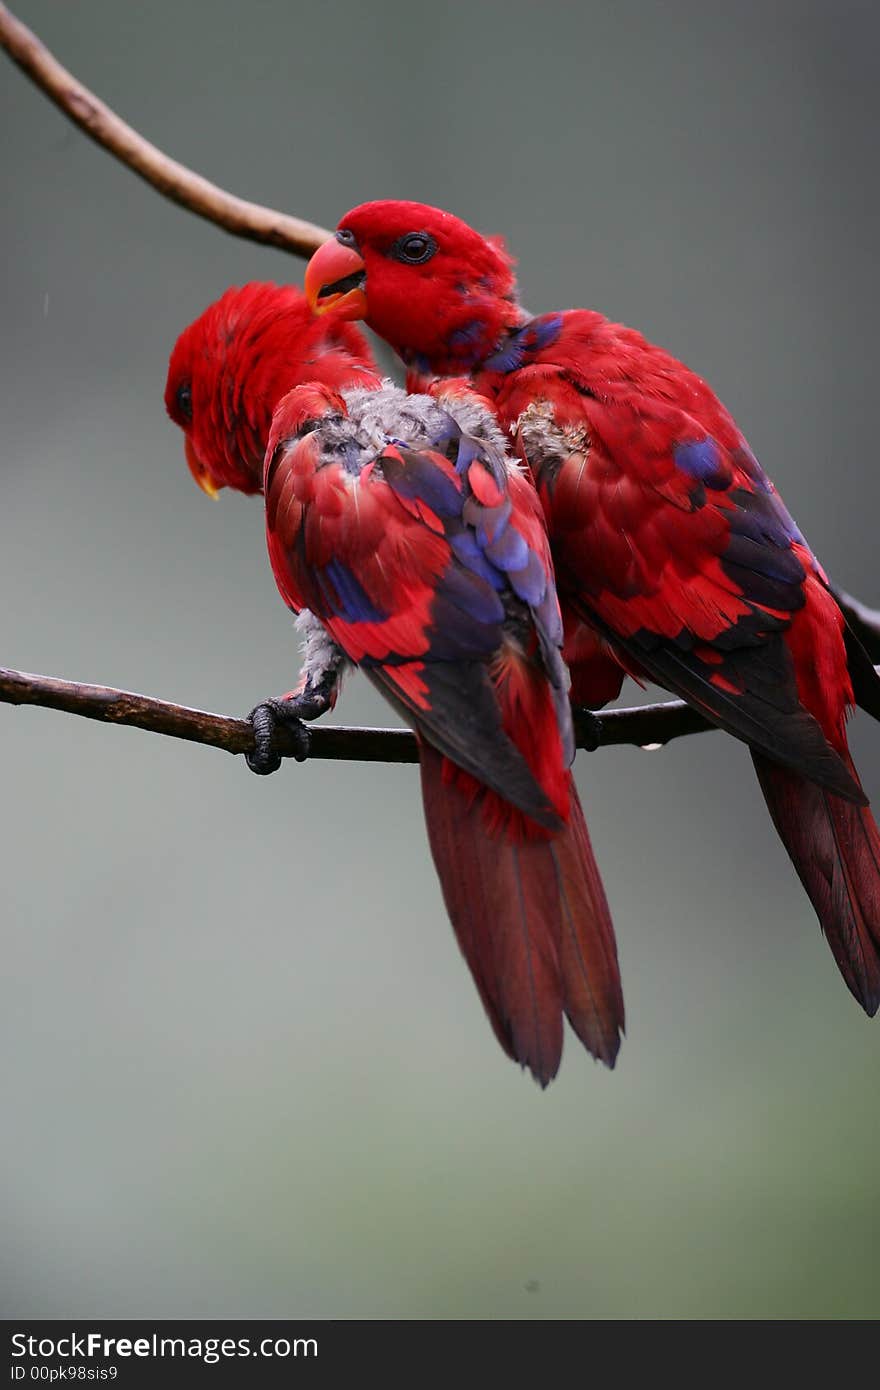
[366,664,563,830]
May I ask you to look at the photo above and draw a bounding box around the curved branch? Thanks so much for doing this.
[0,3,329,257]
[0,666,713,766]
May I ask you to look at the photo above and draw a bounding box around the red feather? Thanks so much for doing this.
[165,282,376,496]
[420,745,623,1083]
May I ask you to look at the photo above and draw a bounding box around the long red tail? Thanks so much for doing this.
[419,744,624,1085]
[752,751,880,1015]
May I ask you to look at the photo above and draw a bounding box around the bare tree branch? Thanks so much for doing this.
[0,665,714,765]
[0,3,329,257]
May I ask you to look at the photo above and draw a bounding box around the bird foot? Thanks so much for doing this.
[574,708,603,752]
[246,696,313,775]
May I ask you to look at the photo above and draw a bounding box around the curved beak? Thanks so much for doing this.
[185,436,221,499]
[305,238,368,319]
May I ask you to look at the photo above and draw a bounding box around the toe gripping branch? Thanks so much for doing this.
[246,620,348,776]
[573,707,603,752]
[246,694,319,775]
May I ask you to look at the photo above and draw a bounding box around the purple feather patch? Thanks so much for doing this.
[674,437,732,489]
[319,559,388,623]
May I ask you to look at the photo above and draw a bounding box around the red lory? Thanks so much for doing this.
[304,200,880,1016]
[165,285,624,1083]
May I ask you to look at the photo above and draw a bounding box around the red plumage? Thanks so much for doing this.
[264,379,624,1082]
[420,747,621,1077]
[164,281,376,496]
[309,200,880,1017]
[164,289,624,1083]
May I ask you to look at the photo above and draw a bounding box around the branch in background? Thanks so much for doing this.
[0,3,328,257]
[0,666,713,766]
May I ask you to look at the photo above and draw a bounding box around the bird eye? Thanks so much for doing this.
[391,232,437,265]
[175,381,193,421]
[336,228,358,248]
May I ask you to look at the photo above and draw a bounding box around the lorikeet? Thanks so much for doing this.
[304,200,880,1015]
[166,288,624,1083]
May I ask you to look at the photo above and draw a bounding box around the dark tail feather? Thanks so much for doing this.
[419,745,624,1085]
[752,751,880,1016]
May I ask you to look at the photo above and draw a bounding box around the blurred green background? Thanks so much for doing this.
[2,0,878,1319]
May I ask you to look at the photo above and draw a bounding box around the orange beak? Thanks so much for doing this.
[185,436,221,499]
[305,238,368,319]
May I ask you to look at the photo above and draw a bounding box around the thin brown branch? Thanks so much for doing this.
[0,3,329,257]
[0,666,713,765]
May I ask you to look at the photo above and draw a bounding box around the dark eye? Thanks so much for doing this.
[336,228,358,248]
[391,232,437,265]
[176,381,192,421]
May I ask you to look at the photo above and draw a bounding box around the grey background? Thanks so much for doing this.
[2,0,879,1319]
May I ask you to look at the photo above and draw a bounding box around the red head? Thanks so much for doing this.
[165,282,375,497]
[304,201,523,375]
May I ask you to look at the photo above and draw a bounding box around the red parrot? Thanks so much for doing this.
[304,200,880,1017]
[165,290,624,1083]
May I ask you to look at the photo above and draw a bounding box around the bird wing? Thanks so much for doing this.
[264,420,571,825]
[516,355,862,801]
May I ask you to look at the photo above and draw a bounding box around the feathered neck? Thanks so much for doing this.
[400,306,573,387]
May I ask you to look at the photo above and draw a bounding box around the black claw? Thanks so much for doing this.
[574,708,603,752]
[245,698,312,775]
[246,703,283,775]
